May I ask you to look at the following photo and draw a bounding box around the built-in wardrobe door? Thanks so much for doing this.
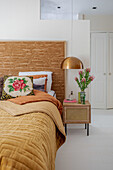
[107,33,113,108]
[91,33,107,108]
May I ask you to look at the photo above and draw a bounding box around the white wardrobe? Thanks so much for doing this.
[91,32,113,109]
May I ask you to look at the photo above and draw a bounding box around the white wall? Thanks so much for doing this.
[85,15,113,32]
[0,0,90,100]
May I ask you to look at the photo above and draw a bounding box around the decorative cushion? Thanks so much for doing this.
[33,77,47,92]
[19,71,52,92]
[1,76,34,100]
[0,77,4,98]
[31,75,48,92]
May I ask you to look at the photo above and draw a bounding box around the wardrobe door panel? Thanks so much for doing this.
[91,33,107,108]
[107,33,113,108]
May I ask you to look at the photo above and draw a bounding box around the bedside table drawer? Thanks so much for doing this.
[64,107,89,123]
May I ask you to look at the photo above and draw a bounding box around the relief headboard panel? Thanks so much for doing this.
[0,41,66,103]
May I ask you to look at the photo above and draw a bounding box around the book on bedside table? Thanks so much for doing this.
[63,99,77,103]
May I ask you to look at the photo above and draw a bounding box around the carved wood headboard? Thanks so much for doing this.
[0,41,65,103]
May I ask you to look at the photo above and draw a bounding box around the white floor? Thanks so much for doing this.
[55,109,113,170]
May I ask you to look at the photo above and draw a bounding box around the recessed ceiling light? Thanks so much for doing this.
[57,6,61,9]
[92,7,97,9]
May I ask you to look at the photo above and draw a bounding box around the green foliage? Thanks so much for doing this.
[9,86,14,92]
[20,88,22,92]
[8,85,13,88]
[22,78,28,84]
[24,85,28,88]
[23,88,26,92]
[9,79,14,83]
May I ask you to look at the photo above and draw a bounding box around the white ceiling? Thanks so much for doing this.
[41,0,113,20]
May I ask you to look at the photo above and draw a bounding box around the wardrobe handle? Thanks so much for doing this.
[109,73,111,75]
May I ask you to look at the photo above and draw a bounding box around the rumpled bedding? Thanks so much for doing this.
[8,89,63,115]
[0,95,66,170]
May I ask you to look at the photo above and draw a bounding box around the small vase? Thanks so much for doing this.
[80,91,86,104]
[78,92,81,104]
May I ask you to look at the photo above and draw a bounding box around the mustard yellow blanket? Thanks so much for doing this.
[0,101,66,170]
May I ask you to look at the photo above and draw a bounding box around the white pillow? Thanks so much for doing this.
[19,71,53,92]
[33,77,46,85]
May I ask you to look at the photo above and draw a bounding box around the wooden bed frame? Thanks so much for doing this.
[0,41,66,103]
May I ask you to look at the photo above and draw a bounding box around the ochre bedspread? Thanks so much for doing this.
[8,90,63,115]
[0,101,66,170]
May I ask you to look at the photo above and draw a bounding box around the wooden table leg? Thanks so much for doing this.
[85,123,87,129]
[87,123,89,136]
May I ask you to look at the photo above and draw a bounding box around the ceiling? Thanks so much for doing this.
[41,0,113,20]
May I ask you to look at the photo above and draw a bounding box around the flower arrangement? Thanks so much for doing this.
[75,68,95,92]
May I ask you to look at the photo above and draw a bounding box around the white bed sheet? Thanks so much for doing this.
[48,90,56,98]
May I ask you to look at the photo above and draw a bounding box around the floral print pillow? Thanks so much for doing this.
[1,76,34,100]
[0,77,4,99]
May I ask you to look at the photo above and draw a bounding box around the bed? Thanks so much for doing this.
[0,74,66,170]
[0,41,66,169]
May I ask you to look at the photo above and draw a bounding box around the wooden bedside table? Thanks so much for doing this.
[63,101,91,136]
